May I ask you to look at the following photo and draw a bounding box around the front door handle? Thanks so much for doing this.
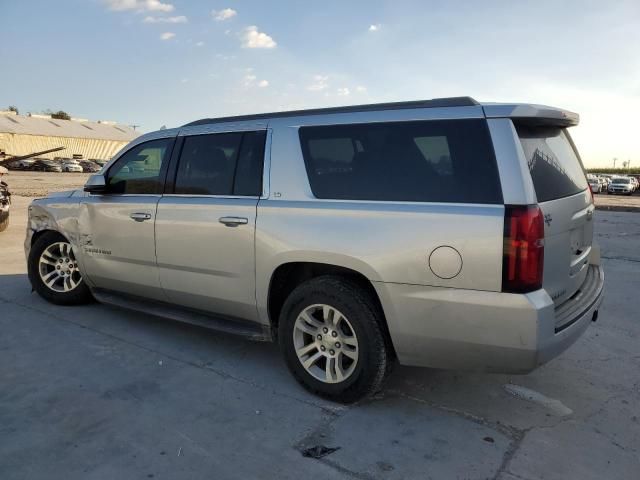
[130,212,152,222]
[219,216,248,227]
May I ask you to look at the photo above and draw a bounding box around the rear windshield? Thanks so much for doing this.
[516,125,588,202]
[299,119,503,204]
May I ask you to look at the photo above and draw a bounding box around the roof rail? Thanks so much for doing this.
[182,96,479,127]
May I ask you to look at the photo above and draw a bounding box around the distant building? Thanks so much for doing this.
[0,111,139,161]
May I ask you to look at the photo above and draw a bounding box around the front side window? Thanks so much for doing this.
[174,131,265,196]
[299,119,502,203]
[108,138,173,194]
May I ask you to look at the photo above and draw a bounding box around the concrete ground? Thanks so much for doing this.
[0,196,638,480]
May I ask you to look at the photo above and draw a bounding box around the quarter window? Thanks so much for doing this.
[299,119,502,204]
[108,138,173,194]
[516,125,588,202]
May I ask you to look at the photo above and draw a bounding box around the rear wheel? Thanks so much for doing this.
[278,276,392,403]
[28,232,93,305]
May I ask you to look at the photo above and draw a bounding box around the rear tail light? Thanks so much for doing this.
[502,205,545,293]
[588,184,594,203]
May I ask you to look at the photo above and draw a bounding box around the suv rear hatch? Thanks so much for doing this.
[516,124,593,306]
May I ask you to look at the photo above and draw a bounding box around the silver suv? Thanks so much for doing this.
[25,97,604,402]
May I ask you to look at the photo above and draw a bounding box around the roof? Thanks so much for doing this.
[0,113,140,142]
[183,97,480,127]
[182,97,579,128]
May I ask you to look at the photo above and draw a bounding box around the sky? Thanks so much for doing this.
[1,0,639,167]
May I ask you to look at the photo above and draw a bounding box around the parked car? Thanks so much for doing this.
[0,166,10,232]
[61,160,84,173]
[587,175,604,193]
[629,176,639,192]
[25,98,604,402]
[8,158,36,170]
[607,177,634,195]
[31,159,62,172]
[91,159,109,167]
[79,160,101,173]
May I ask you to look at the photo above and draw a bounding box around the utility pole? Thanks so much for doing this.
[613,157,618,169]
[130,124,140,131]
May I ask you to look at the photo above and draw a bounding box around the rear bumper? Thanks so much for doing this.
[375,264,604,373]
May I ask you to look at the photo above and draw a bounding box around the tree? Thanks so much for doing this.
[43,109,71,120]
[7,106,18,114]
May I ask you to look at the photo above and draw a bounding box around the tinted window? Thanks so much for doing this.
[175,133,242,195]
[299,119,502,203]
[516,126,588,202]
[108,138,172,194]
[174,131,265,196]
[234,131,266,196]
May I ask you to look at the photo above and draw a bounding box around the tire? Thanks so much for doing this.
[28,231,93,305]
[278,275,392,403]
[0,212,8,232]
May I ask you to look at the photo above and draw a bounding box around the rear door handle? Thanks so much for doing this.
[219,216,248,227]
[130,212,152,222]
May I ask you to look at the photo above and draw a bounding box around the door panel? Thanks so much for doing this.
[76,136,175,300]
[155,196,259,321]
[78,196,165,300]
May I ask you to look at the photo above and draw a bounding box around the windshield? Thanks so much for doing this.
[516,125,588,202]
[612,178,630,184]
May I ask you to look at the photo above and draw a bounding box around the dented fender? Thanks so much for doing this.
[24,191,90,278]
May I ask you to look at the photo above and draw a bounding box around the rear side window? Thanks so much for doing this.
[299,119,502,204]
[516,125,588,202]
[174,131,265,196]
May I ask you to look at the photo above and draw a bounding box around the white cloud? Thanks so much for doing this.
[212,8,237,21]
[195,41,204,47]
[143,15,187,23]
[105,0,174,12]
[307,75,329,91]
[355,85,367,93]
[144,0,173,12]
[241,26,277,49]
[369,24,381,32]
[160,32,175,40]
[337,87,350,96]
[243,74,269,88]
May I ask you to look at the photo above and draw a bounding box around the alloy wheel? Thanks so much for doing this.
[38,241,83,293]
[293,304,359,383]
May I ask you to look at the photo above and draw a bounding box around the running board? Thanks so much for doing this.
[92,289,272,342]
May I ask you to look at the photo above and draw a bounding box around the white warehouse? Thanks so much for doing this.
[0,111,139,161]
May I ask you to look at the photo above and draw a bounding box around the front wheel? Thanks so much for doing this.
[28,231,93,305]
[278,276,393,403]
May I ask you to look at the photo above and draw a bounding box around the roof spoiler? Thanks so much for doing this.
[482,103,579,127]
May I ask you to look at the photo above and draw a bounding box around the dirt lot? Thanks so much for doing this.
[4,171,640,212]
[3,171,90,197]
[0,195,638,479]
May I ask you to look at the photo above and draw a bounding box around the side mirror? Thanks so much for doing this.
[84,174,107,193]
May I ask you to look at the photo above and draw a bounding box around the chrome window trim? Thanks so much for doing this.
[178,122,268,137]
[161,194,261,200]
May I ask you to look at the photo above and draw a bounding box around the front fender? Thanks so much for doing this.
[25,198,83,266]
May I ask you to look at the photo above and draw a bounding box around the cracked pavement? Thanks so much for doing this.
[1,196,638,479]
